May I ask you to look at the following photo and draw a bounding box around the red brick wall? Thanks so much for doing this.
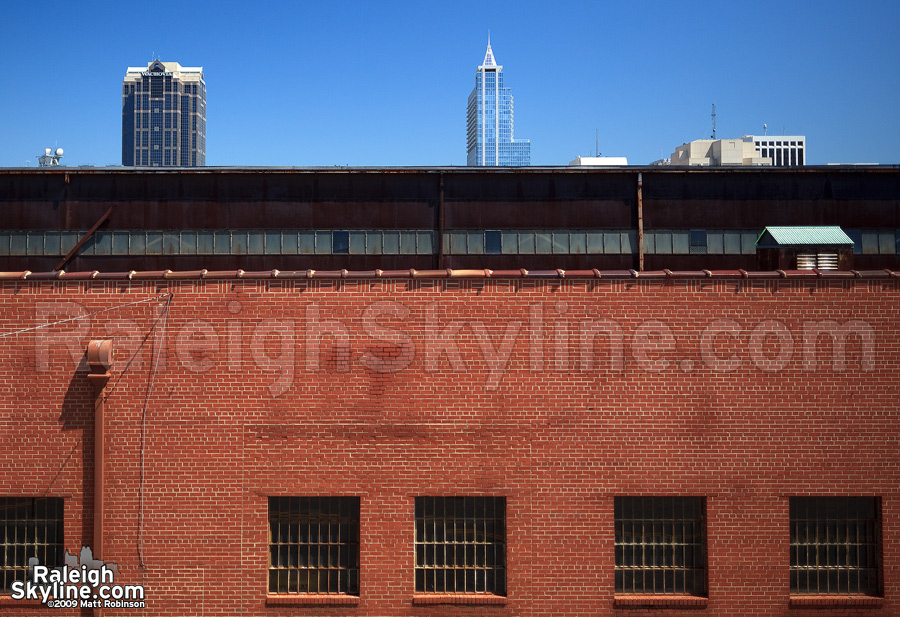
[0,273,897,616]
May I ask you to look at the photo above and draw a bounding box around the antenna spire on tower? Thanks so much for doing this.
[711,103,717,139]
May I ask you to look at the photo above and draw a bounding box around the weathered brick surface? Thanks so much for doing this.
[0,275,896,616]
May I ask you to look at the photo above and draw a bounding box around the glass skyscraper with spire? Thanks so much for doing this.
[466,39,531,166]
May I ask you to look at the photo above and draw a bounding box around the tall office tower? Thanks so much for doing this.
[122,60,206,167]
[466,39,531,166]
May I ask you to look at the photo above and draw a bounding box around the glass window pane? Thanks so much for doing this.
[501,231,517,254]
[642,232,655,254]
[569,232,586,254]
[604,232,620,254]
[298,232,315,254]
[707,232,723,254]
[162,232,179,255]
[0,232,9,256]
[282,232,299,254]
[723,232,741,254]
[196,231,213,254]
[742,232,758,255]
[108,231,127,256]
[179,231,196,255]
[265,232,282,255]
[534,232,551,254]
[332,231,349,254]
[366,231,382,255]
[10,232,27,256]
[552,232,570,254]
[518,232,535,254]
[400,231,417,255]
[878,232,895,254]
[416,231,433,255]
[129,232,146,255]
[655,231,672,254]
[315,231,332,254]
[383,231,399,254]
[623,232,637,254]
[861,233,878,255]
[27,232,45,256]
[485,230,502,255]
[846,229,862,255]
[349,232,366,255]
[673,232,689,254]
[246,231,264,254]
[587,233,603,254]
[468,231,484,255]
[146,232,163,255]
[44,233,61,256]
[231,231,248,255]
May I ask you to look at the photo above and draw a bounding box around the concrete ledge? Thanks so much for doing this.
[789,595,884,609]
[614,594,708,609]
[266,594,359,606]
[412,593,507,605]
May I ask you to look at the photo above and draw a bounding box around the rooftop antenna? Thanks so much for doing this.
[38,147,64,167]
[764,123,768,136]
[710,103,717,139]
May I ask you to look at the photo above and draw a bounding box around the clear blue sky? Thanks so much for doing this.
[2,0,898,167]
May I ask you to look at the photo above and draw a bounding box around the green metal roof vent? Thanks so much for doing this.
[756,226,854,249]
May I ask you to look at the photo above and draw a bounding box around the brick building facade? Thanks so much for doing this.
[0,268,896,616]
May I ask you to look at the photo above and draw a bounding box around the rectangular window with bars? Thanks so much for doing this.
[0,497,64,592]
[415,496,506,595]
[790,497,881,595]
[268,496,360,595]
[614,496,707,595]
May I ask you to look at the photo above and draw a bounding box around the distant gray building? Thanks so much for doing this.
[122,60,206,167]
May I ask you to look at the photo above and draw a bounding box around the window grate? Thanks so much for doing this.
[415,496,506,595]
[790,497,880,595]
[0,498,64,592]
[614,497,707,595]
[268,497,360,595]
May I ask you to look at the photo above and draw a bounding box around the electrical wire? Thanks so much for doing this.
[138,293,172,569]
[0,294,171,338]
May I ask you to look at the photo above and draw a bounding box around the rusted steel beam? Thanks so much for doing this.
[53,205,116,272]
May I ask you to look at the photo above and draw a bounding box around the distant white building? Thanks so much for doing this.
[670,136,806,167]
[671,139,770,167]
[742,135,806,166]
[568,155,628,166]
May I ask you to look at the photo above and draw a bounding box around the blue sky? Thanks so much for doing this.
[2,0,898,166]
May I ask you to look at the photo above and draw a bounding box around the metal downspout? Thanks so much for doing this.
[86,340,114,616]
[637,173,644,271]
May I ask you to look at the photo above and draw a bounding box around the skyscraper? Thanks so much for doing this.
[466,39,531,166]
[122,60,206,167]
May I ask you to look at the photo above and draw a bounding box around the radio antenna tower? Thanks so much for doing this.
[710,104,717,139]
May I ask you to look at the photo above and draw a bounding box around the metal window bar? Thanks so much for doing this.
[614,496,707,596]
[789,497,880,595]
[0,498,64,592]
[414,496,506,595]
[267,496,360,595]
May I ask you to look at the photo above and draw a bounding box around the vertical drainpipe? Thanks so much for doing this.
[637,172,645,271]
[86,339,114,608]
[437,173,445,270]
